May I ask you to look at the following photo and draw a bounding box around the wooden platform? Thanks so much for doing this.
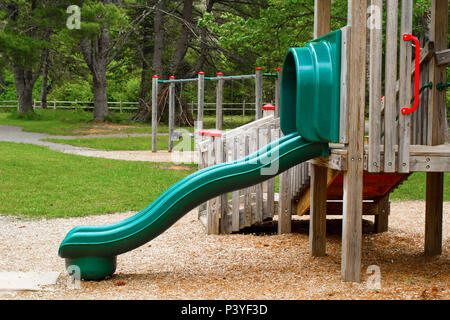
[310,143,450,172]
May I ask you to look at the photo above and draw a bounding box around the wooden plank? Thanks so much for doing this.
[278,167,292,234]
[427,1,447,147]
[397,0,412,173]
[368,0,382,172]
[314,0,331,38]
[374,194,390,233]
[216,75,224,130]
[255,127,263,223]
[435,48,450,66]
[275,69,281,118]
[339,26,351,144]
[151,76,158,152]
[341,0,367,283]
[309,164,327,256]
[168,82,175,152]
[425,0,447,256]
[308,153,347,171]
[217,136,231,234]
[425,172,444,255]
[249,128,259,224]
[206,197,220,234]
[231,137,240,232]
[243,134,252,227]
[421,63,429,144]
[265,126,276,218]
[297,168,339,216]
[300,200,384,216]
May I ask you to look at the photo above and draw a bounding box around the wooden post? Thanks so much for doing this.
[243,134,252,227]
[313,0,331,38]
[151,75,159,153]
[231,137,240,231]
[216,72,224,130]
[168,77,175,152]
[383,0,398,172]
[309,164,327,256]
[341,0,367,283]
[309,0,330,257]
[255,67,263,119]
[197,72,205,131]
[425,0,447,256]
[275,68,281,118]
[119,100,123,113]
[265,125,276,219]
[53,100,56,110]
[254,127,263,223]
[374,194,390,233]
[368,0,382,173]
[278,166,292,234]
[398,0,412,173]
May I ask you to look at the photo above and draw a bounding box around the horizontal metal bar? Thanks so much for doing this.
[158,78,199,84]
[205,75,256,81]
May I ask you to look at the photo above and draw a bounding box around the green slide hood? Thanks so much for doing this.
[280,29,342,143]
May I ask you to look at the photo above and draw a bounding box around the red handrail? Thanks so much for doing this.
[401,34,420,115]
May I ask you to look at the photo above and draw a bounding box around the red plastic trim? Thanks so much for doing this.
[262,104,275,110]
[152,75,158,78]
[198,130,222,137]
[216,72,223,76]
[169,75,175,79]
[255,67,261,71]
[198,71,205,75]
[276,67,282,72]
[401,34,420,115]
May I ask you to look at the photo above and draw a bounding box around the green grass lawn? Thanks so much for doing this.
[0,142,195,218]
[0,109,153,135]
[43,135,195,151]
[0,141,447,219]
[390,172,450,201]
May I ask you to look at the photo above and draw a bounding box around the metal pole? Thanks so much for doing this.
[168,76,175,152]
[216,72,224,130]
[152,75,158,152]
[197,72,205,131]
[255,67,263,119]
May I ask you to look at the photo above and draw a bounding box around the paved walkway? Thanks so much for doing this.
[0,125,197,163]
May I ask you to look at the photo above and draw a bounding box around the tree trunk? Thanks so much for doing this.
[93,67,109,121]
[40,52,49,109]
[13,66,34,114]
[192,0,215,75]
[168,0,193,74]
[130,0,164,123]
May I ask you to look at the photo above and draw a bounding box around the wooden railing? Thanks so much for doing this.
[197,113,310,234]
[367,0,436,174]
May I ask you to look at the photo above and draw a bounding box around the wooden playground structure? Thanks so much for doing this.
[194,0,449,283]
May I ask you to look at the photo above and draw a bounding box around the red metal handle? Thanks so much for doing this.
[401,34,420,115]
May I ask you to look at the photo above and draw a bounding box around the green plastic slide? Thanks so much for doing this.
[58,132,328,280]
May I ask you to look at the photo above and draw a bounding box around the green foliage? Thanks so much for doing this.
[211,0,347,71]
